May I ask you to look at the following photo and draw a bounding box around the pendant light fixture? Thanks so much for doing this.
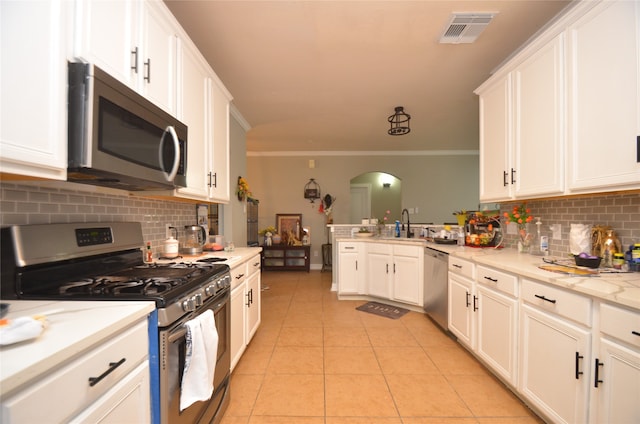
[304,178,321,203]
[388,106,411,136]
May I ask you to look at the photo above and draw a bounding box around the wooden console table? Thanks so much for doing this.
[262,245,310,272]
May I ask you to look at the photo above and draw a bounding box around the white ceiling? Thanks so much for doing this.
[164,0,572,153]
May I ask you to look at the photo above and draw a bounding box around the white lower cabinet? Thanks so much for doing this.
[1,320,150,423]
[448,272,475,348]
[476,284,518,387]
[365,243,423,306]
[519,279,591,424]
[590,303,640,423]
[230,255,261,372]
[337,241,366,295]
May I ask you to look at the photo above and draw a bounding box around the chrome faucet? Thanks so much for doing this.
[401,208,412,238]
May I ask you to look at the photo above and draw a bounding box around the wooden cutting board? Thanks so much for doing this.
[539,265,599,276]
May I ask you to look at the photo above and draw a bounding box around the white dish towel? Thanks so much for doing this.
[180,309,218,411]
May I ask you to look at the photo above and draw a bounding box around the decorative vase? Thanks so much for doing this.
[272,234,282,245]
[265,235,272,246]
[455,214,466,226]
[517,224,533,253]
[376,223,386,237]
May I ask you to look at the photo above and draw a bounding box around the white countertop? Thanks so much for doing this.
[0,300,154,397]
[336,237,640,311]
[156,246,262,269]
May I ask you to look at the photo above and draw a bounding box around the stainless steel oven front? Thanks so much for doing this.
[159,288,230,424]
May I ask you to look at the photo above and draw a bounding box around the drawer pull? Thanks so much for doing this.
[253,262,260,267]
[483,276,498,283]
[632,331,640,337]
[473,295,478,312]
[534,294,556,304]
[235,273,245,280]
[575,352,584,380]
[594,358,604,388]
[344,247,355,250]
[465,292,470,307]
[452,264,462,269]
[89,358,126,387]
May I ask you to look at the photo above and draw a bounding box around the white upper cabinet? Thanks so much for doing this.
[566,0,640,191]
[74,0,177,115]
[176,37,212,200]
[209,81,231,202]
[0,0,69,180]
[477,34,565,202]
[477,0,639,201]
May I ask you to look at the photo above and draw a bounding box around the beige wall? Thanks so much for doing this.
[246,153,480,264]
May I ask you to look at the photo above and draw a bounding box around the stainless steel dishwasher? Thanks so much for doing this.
[423,246,449,331]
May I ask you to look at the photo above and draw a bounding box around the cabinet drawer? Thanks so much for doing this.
[449,256,475,280]
[247,255,261,276]
[2,320,148,423]
[521,279,592,326]
[393,244,420,258]
[477,265,518,297]
[286,249,307,258]
[230,262,248,290]
[339,242,360,253]
[600,303,640,348]
[368,242,391,254]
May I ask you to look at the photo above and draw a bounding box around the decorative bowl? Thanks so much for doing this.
[574,255,602,268]
[355,232,374,238]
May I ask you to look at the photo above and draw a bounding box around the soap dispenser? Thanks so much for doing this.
[536,217,549,255]
[394,220,400,237]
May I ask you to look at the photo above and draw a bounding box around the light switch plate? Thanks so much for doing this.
[550,224,562,240]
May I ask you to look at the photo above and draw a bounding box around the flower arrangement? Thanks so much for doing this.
[259,226,277,236]
[452,209,468,226]
[503,203,533,227]
[236,176,251,201]
[504,203,534,252]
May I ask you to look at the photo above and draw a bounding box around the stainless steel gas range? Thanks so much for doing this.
[1,222,231,424]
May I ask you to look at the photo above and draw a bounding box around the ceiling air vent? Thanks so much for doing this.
[439,13,497,44]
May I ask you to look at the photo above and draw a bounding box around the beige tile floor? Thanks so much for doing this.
[220,271,544,424]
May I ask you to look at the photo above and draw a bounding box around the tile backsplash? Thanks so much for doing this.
[0,181,201,258]
[500,191,640,256]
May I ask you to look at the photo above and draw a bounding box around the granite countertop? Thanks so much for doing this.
[0,300,155,397]
[336,237,640,311]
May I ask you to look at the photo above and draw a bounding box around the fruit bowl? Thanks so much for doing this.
[574,254,602,268]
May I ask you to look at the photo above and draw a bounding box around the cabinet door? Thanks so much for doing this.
[448,272,474,348]
[519,304,590,424]
[139,1,177,115]
[230,282,247,371]
[1,0,68,180]
[209,81,231,201]
[567,0,640,191]
[176,39,212,200]
[392,254,422,306]
[74,0,138,88]
[513,33,565,198]
[69,361,150,424]
[338,251,361,295]
[478,75,512,202]
[593,338,640,423]
[246,271,261,342]
[476,284,518,387]
[367,252,391,299]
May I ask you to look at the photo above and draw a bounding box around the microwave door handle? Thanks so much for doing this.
[160,125,180,182]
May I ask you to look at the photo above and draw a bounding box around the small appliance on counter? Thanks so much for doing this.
[180,225,207,255]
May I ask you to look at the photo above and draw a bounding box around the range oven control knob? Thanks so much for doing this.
[194,293,203,306]
[205,284,216,296]
[182,297,196,312]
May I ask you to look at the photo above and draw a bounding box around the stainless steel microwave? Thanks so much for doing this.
[68,62,187,191]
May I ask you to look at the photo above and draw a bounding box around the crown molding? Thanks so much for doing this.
[247,150,479,157]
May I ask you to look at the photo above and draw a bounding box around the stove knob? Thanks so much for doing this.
[182,297,196,312]
[194,293,203,306]
[205,284,216,296]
